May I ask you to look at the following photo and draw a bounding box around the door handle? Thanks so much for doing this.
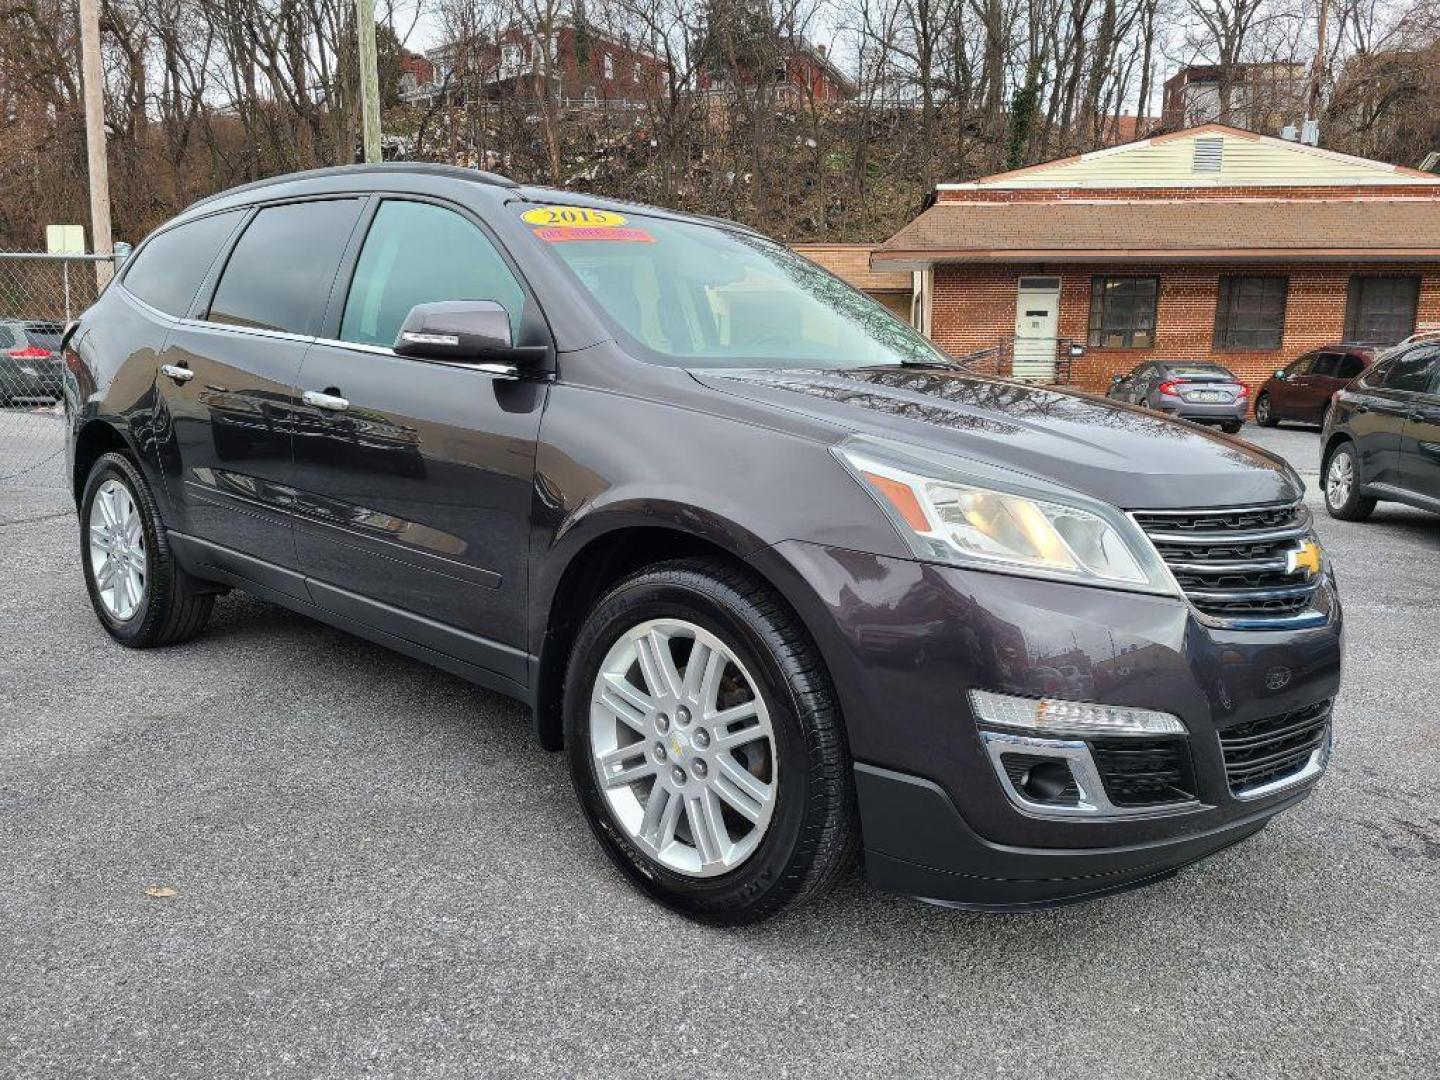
[303,389,349,411]
[159,363,193,383]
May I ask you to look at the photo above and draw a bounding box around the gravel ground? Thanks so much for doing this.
[1,420,1438,1079]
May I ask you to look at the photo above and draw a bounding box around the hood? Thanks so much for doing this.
[691,367,1299,510]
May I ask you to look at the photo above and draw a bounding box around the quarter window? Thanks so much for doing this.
[1336,353,1368,379]
[208,200,363,335]
[1344,275,1419,345]
[1088,277,1158,349]
[1214,275,1287,350]
[339,200,526,349]
[122,210,244,317]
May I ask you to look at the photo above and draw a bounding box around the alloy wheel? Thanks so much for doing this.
[1326,451,1354,510]
[88,478,147,620]
[588,617,777,877]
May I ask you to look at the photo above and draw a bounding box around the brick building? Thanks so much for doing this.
[697,38,854,103]
[872,125,1440,394]
[412,22,669,106]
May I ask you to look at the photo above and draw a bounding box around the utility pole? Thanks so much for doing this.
[356,0,382,163]
[78,0,114,285]
[1309,0,1328,124]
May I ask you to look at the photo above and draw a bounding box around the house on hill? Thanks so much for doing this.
[873,124,1440,393]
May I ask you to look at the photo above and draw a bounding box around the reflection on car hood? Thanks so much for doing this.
[691,367,1299,510]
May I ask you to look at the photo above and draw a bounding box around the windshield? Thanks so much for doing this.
[515,205,945,370]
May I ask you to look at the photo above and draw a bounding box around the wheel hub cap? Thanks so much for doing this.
[589,618,777,878]
[88,478,147,621]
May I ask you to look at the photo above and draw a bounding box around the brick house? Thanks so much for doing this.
[413,22,669,106]
[872,124,1440,394]
[698,38,854,103]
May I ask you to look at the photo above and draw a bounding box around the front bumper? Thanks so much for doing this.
[752,540,1342,909]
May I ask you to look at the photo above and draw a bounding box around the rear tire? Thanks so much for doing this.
[564,558,858,924]
[80,451,215,647]
[1255,393,1278,427]
[1323,442,1376,522]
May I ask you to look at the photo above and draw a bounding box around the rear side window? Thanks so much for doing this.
[122,210,243,317]
[1336,354,1368,379]
[209,200,363,335]
[338,200,526,348]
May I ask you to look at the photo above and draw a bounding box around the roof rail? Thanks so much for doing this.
[187,162,517,211]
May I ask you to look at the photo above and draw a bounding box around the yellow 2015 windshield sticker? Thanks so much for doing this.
[521,206,627,228]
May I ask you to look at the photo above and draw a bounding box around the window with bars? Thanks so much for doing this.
[1344,275,1419,345]
[1088,276,1158,348]
[1214,275,1288,350]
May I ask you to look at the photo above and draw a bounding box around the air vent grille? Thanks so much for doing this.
[1192,136,1224,173]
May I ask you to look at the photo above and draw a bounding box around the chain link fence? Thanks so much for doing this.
[1,253,120,487]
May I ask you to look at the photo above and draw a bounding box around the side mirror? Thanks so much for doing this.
[1110,374,1124,386]
[393,300,544,371]
[1273,369,1286,380]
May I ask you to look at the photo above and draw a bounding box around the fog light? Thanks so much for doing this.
[969,689,1185,737]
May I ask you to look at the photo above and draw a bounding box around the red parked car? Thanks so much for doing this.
[1254,345,1377,428]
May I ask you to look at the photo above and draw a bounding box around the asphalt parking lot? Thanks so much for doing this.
[2,417,1438,1078]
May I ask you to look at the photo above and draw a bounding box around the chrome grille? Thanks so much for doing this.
[1132,502,1321,624]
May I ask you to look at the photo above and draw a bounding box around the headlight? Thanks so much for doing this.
[835,436,1174,594]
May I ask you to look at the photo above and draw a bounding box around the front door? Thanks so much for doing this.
[288,197,548,687]
[1013,277,1060,382]
[154,198,366,579]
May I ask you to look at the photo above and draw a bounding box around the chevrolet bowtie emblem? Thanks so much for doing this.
[1286,540,1323,579]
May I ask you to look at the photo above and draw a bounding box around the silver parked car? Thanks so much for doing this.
[1107,360,1249,433]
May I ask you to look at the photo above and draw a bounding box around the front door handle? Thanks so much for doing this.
[159,363,193,383]
[303,389,349,412]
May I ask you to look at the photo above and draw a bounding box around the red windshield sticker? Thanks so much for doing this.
[533,225,655,244]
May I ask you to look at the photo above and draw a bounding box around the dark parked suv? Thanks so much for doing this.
[63,165,1342,923]
[1322,339,1440,521]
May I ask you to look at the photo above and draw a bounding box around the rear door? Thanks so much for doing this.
[154,198,366,580]
[1299,352,1344,421]
[287,196,549,686]
[1350,346,1437,488]
[1398,346,1440,502]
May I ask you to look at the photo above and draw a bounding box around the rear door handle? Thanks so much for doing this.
[303,389,349,412]
[159,363,193,383]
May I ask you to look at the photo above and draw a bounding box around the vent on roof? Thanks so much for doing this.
[1192,137,1224,174]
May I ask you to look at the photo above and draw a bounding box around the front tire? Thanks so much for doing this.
[80,451,215,647]
[564,559,858,924]
[1324,442,1376,521]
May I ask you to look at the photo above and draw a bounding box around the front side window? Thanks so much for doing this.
[518,208,943,369]
[1088,277,1158,349]
[1284,353,1315,377]
[1344,275,1419,345]
[340,200,525,348]
[1214,275,1287,350]
[1376,345,1439,393]
[122,210,244,317]
[208,200,363,335]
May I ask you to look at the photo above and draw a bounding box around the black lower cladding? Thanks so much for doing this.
[854,762,1308,910]
[1219,700,1331,796]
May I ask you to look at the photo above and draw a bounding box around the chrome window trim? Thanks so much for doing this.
[310,336,521,378]
[981,731,1201,821]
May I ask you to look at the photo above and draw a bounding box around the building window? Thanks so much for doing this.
[633,62,642,84]
[1088,276,1159,349]
[603,54,614,80]
[1214,275,1288,350]
[1344,275,1419,345]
